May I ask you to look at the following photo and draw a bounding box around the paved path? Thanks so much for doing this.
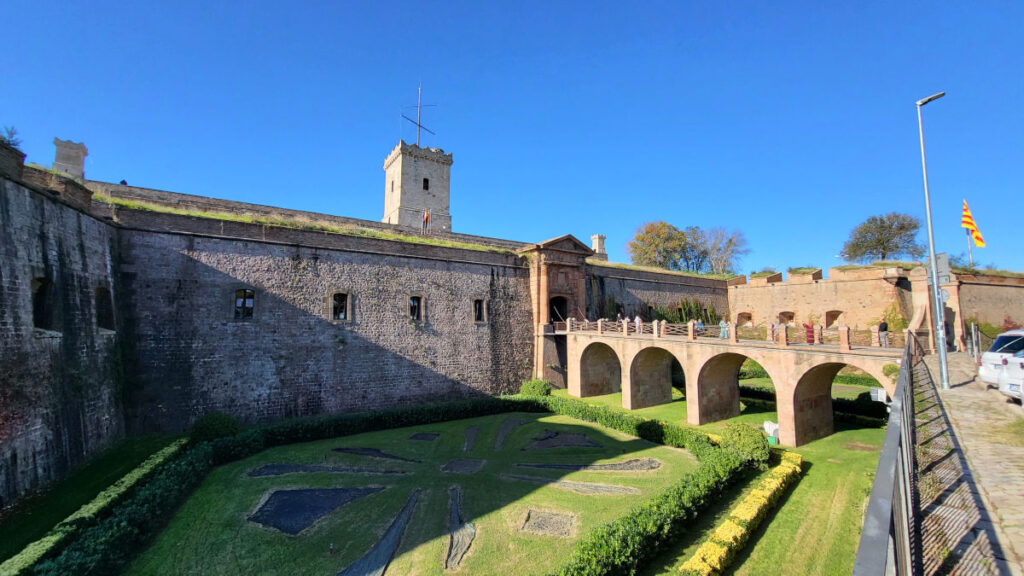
[922,352,1024,575]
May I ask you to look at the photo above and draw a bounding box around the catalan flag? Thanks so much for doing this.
[961,200,985,248]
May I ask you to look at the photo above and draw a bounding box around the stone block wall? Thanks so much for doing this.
[115,215,534,433]
[728,268,908,328]
[957,275,1024,328]
[0,176,124,509]
[586,263,729,320]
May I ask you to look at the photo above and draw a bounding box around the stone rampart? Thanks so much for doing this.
[586,262,729,319]
[0,175,124,509]
[956,274,1024,327]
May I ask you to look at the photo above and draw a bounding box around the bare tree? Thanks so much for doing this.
[705,228,750,274]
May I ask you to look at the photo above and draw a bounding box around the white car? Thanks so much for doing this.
[978,330,1024,398]
[996,351,1024,400]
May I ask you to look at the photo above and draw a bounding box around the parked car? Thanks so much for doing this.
[978,329,1024,397]
[996,350,1024,400]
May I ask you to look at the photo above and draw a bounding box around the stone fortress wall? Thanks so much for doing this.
[2,136,1023,511]
[0,172,124,510]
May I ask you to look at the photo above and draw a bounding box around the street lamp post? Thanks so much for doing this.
[916,91,950,390]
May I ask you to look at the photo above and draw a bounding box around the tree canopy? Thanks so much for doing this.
[627,221,748,274]
[840,212,925,263]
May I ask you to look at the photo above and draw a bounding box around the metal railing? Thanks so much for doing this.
[853,332,926,576]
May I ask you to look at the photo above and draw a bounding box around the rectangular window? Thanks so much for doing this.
[234,288,255,320]
[332,293,348,321]
[32,277,55,330]
[422,178,429,190]
[474,299,485,323]
[409,296,422,321]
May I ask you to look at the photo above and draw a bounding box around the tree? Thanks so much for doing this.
[678,226,710,272]
[628,222,686,269]
[0,126,21,150]
[840,213,925,263]
[705,227,750,274]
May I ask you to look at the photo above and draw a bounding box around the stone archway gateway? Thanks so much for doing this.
[578,342,621,397]
[549,296,569,323]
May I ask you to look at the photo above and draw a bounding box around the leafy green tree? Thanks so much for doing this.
[678,226,710,272]
[628,221,686,269]
[840,212,925,263]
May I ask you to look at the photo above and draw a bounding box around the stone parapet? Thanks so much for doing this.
[22,166,93,211]
[0,141,26,180]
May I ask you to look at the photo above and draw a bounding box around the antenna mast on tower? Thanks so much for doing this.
[402,84,436,146]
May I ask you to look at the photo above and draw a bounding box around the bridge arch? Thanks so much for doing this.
[784,360,885,446]
[578,342,622,397]
[626,346,680,410]
[694,352,781,425]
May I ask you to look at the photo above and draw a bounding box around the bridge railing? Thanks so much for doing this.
[853,332,925,576]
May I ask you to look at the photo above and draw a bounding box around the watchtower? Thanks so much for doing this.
[382,141,453,231]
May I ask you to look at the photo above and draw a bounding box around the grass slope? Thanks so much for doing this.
[125,413,698,576]
[0,436,176,563]
[550,387,883,575]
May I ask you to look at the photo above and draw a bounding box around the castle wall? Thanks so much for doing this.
[728,269,907,328]
[586,264,729,319]
[956,275,1024,328]
[115,211,534,432]
[0,176,124,509]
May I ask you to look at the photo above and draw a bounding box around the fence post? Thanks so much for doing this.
[622,320,628,336]
[687,320,697,342]
[566,318,574,332]
[597,319,604,335]
[728,322,737,344]
[653,319,660,339]
[778,324,789,347]
[814,325,823,344]
[871,325,880,347]
[839,326,851,351]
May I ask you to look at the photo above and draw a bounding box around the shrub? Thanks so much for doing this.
[519,378,552,396]
[718,423,770,469]
[0,439,186,576]
[882,363,900,381]
[189,412,241,445]
[737,360,768,379]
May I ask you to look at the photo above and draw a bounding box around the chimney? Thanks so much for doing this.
[52,138,88,179]
[591,234,608,261]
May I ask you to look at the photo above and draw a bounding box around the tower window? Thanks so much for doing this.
[409,296,423,322]
[422,178,429,190]
[391,180,394,193]
[332,293,349,321]
[95,286,115,330]
[473,299,486,323]
[234,289,255,320]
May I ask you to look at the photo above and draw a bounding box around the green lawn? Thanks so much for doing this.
[0,435,178,563]
[551,387,883,575]
[125,413,699,576]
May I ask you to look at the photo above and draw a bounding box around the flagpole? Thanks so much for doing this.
[966,228,974,268]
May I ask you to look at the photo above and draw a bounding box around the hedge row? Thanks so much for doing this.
[738,385,887,420]
[0,438,188,576]
[26,395,769,576]
[679,451,804,576]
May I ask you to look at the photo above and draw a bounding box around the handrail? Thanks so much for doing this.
[853,332,924,576]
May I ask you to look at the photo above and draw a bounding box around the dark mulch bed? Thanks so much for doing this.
[248,487,384,535]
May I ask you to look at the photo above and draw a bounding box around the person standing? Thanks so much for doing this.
[878,317,890,348]
[696,318,704,336]
[719,317,729,339]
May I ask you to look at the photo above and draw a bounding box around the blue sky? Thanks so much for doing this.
[4,1,1021,274]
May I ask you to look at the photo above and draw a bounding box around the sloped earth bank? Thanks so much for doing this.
[123,413,700,576]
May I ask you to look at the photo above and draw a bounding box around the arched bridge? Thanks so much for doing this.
[559,319,902,446]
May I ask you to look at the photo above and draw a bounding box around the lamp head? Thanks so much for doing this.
[916,92,946,107]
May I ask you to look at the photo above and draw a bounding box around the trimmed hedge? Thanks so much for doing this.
[679,451,804,576]
[520,378,553,396]
[27,396,762,576]
[0,439,187,576]
[189,411,241,445]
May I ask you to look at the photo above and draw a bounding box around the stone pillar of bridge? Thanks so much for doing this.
[838,326,851,351]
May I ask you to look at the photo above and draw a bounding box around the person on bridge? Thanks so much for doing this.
[879,318,889,348]
[696,318,704,335]
[803,321,814,344]
[718,318,728,339]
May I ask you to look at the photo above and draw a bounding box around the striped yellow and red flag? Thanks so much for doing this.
[961,200,985,247]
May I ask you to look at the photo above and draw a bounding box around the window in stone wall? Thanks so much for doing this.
[95,286,115,330]
[409,295,423,322]
[423,178,429,191]
[32,277,56,330]
[474,299,486,323]
[332,293,350,322]
[234,288,255,320]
